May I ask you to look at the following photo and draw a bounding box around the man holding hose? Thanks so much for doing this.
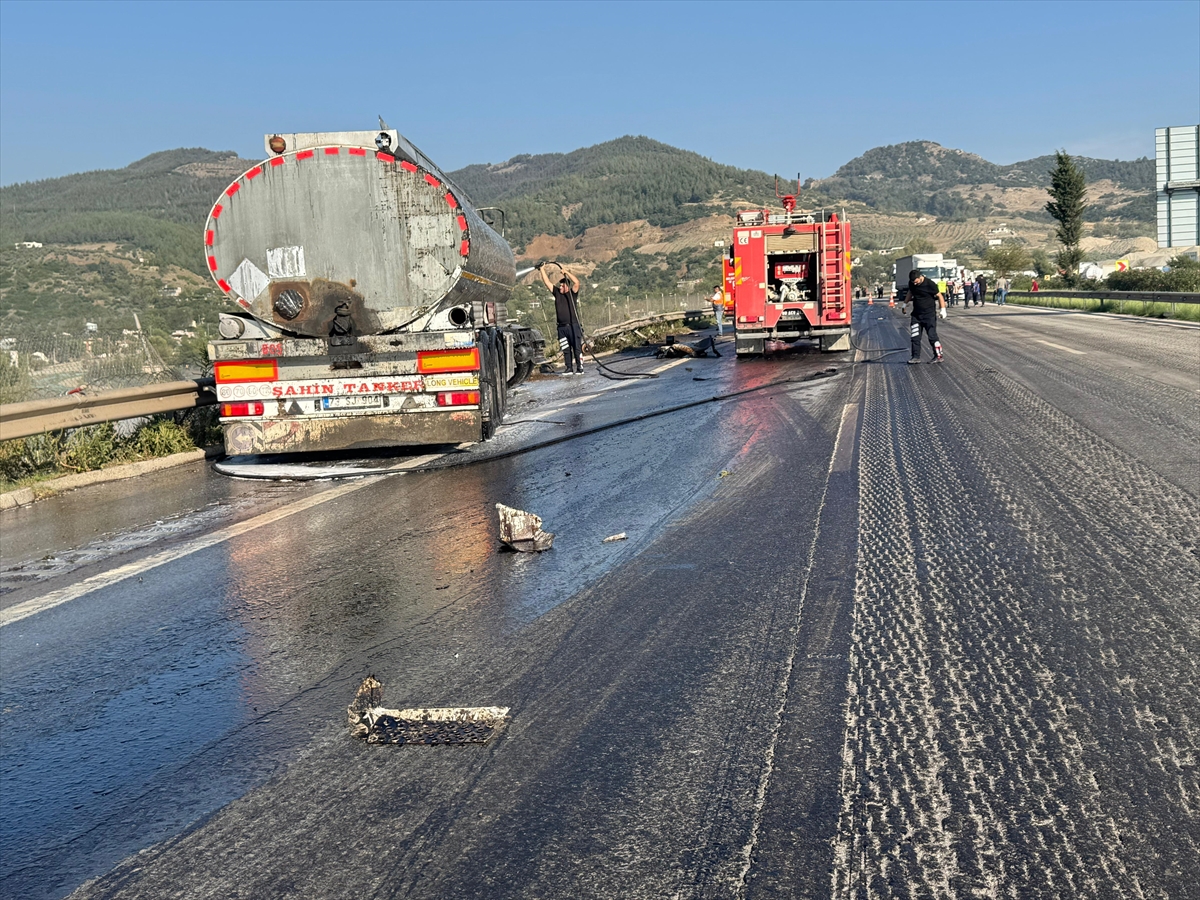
[538,262,584,375]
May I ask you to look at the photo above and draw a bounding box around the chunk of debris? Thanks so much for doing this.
[602,532,627,543]
[496,502,555,552]
[348,676,510,745]
[655,335,722,359]
[719,470,732,478]
[347,675,384,738]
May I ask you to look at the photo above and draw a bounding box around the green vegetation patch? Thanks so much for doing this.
[0,408,220,492]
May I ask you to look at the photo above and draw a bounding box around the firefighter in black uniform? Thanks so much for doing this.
[905,270,946,364]
[538,263,584,375]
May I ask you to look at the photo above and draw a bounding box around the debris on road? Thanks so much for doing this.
[602,532,627,543]
[655,335,722,359]
[719,470,732,478]
[347,676,510,746]
[496,503,555,552]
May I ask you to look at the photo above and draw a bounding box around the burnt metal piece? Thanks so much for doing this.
[347,676,509,747]
[496,503,555,552]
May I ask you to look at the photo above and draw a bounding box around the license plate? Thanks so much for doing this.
[322,395,384,410]
[780,309,803,318]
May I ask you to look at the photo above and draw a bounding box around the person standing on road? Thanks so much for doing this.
[710,284,726,336]
[975,273,987,306]
[539,263,584,375]
[995,275,1009,305]
[905,270,946,364]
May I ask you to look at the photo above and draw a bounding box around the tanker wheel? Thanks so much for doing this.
[508,360,533,388]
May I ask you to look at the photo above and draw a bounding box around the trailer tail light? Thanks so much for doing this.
[214,360,278,383]
[435,391,480,407]
[221,402,264,417]
[417,347,480,374]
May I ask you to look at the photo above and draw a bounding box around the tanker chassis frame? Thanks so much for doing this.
[209,324,541,455]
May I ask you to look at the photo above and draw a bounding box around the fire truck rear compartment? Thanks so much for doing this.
[767,253,817,305]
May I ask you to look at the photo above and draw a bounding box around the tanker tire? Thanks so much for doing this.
[508,360,533,388]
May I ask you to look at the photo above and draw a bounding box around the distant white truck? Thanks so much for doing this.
[893,253,958,299]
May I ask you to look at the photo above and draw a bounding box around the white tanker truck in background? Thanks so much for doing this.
[204,125,545,455]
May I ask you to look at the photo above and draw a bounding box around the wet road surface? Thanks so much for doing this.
[1,305,1197,899]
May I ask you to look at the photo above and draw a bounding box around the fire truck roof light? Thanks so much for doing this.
[417,347,481,374]
[214,360,279,383]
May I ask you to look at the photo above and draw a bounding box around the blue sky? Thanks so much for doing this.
[0,0,1196,186]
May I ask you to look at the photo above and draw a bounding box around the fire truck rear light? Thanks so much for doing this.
[435,391,480,407]
[221,402,264,417]
[417,347,480,374]
[214,360,279,383]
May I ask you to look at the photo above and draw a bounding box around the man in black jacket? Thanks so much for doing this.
[904,270,946,364]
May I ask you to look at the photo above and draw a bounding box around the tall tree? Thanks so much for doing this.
[1045,151,1088,286]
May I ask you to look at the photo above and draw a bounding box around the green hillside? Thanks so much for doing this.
[447,136,818,248]
[809,141,1154,221]
[0,149,255,274]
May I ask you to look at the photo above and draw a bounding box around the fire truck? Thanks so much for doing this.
[728,185,851,356]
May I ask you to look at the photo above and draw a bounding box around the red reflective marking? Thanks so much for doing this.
[296,150,314,160]
[269,156,285,167]
[460,240,470,256]
[205,230,214,246]
[348,147,366,156]
[217,279,231,293]
[237,298,252,309]
[400,160,418,173]
[424,173,441,187]
[245,166,262,179]
[444,192,458,208]
[211,204,223,219]
[376,151,395,162]
[207,256,218,271]
[225,182,240,197]
[324,147,339,155]
[457,215,467,231]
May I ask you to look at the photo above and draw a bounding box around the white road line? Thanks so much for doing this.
[1036,339,1086,355]
[0,478,380,628]
[979,323,1003,330]
[649,358,692,375]
[832,402,860,473]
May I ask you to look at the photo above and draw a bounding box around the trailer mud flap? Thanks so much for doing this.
[224,410,481,454]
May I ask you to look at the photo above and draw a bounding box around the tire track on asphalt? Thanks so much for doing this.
[832,348,1199,897]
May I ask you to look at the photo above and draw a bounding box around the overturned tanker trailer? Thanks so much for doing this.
[204,125,545,455]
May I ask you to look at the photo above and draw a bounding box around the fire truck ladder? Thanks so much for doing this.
[819,222,847,320]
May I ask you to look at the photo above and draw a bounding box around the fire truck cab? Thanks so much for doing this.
[729,206,852,357]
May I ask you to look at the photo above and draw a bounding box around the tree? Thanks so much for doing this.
[902,238,936,255]
[1045,150,1087,286]
[984,243,1030,278]
[1029,249,1053,278]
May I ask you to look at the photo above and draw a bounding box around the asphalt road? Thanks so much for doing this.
[1,304,1196,899]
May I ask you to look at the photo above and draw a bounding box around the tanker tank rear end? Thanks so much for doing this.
[203,126,544,456]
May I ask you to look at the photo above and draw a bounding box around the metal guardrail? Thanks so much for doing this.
[0,379,216,442]
[588,308,709,340]
[1006,290,1200,319]
[0,311,713,441]
[1007,290,1200,304]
